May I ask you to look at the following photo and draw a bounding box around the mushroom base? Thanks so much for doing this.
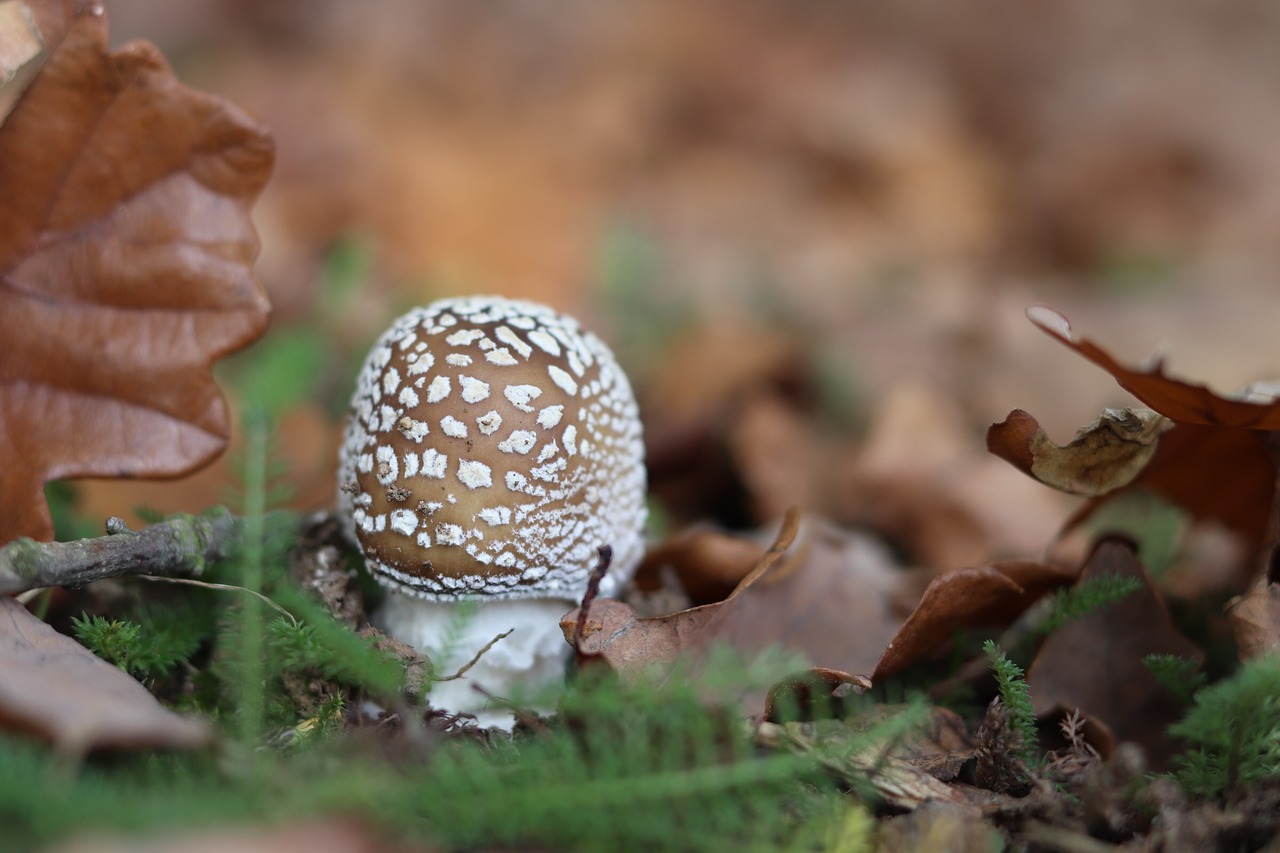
[375,593,575,729]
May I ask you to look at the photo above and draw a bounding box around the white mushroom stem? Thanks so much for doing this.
[376,593,576,730]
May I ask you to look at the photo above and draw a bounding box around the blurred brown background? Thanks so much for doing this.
[79,0,1280,559]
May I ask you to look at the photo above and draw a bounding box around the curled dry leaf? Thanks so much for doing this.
[987,407,1173,496]
[873,560,1075,682]
[1026,539,1202,768]
[0,0,273,544]
[0,596,210,752]
[993,307,1280,554]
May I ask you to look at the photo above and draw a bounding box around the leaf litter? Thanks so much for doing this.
[2,1,1280,850]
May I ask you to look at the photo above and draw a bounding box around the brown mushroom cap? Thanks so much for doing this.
[337,296,646,601]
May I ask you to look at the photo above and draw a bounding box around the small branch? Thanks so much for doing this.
[135,575,299,627]
[436,629,515,682]
[571,545,612,651]
[0,508,296,594]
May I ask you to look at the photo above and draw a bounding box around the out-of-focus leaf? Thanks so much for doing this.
[1227,580,1280,661]
[763,716,973,811]
[763,667,871,723]
[0,596,210,752]
[875,800,1002,853]
[0,0,273,544]
[50,819,391,853]
[1026,539,1202,768]
[845,384,1071,571]
[683,519,911,682]
[987,407,1172,496]
[1026,305,1280,430]
[873,560,1074,682]
[631,525,765,604]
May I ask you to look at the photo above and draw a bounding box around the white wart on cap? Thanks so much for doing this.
[337,296,647,602]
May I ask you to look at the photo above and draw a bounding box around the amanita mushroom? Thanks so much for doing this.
[337,296,646,726]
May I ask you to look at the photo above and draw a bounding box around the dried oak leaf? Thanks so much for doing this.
[989,306,1280,550]
[873,559,1075,682]
[0,0,273,544]
[1026,538,1202,769]
[0,596,210,752]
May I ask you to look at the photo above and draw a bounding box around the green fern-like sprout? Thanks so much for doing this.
[1169,654,1280,799]
[392,672,845,852]
[1143,653,1206,705]
[72,615,145,673]
[72,606,205,681]
[983,639,1039,764]
[1033,574,1142,638]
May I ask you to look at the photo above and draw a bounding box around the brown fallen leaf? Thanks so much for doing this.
[1226,580,1280,660]
[873,559,1075,682]
[564,512,913,712]
[567,596,722,681]
[0,0,273,544]
[0,596,210,753]
[683,517,910,680]
[1026,539,1202,769]
[564,510,803,675]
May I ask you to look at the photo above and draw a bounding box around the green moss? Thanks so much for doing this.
[984,640,1039,765]
[1170,654,1280,800]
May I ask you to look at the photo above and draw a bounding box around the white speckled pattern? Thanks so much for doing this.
[338,296,647,601]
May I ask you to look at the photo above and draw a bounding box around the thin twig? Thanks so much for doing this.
[436,629,515,681]
[571,545,613,650]
[134,575,299,627]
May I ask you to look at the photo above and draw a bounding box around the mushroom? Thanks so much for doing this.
[337,296,646,727]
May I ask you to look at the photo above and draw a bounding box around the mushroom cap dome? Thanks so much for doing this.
[337,296,646,601]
